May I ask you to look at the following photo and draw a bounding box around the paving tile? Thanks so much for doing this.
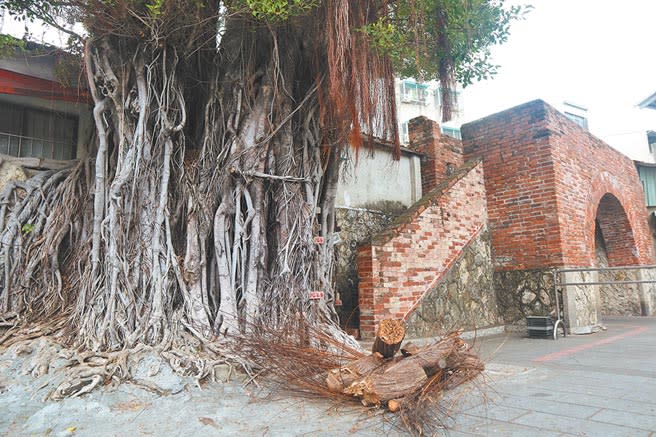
[554,392,656,417]
[590,408,656,431]
[464,403,530,422]
[522,379,633,400]
[621,390,656,405]
[513,411,651,436]
[456,415,561,436]
[491,394,602,419]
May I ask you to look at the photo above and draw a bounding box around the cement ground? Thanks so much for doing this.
[1,316,654,436]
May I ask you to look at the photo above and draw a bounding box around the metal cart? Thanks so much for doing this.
[526,272,566,340]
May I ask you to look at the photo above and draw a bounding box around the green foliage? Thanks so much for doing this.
[365,0,530,87]
[0,0,83,42]
[145,0,164,17]
[21,223,35,234]
[0,0,526,88]
[362,17,404,53]
[0,33,25,57]
[232,0,319,21]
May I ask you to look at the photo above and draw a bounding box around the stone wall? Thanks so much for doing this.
[493,269,556,325]
[596,231,642,316]
[405,227,500,337]
[639,268,656,316]
[560,270,600,333]
[494,268,603,332]
[599,269,642,316]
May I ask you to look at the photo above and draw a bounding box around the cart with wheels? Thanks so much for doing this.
[526,274,566,340]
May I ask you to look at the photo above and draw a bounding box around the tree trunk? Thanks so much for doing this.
[344,358,428,406]
[326,352,385,393]
[372,319,406,358]
[0,2,399,356]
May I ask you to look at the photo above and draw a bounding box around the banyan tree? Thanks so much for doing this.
[0,0,523,359]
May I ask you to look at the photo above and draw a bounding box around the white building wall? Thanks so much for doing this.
[336,145,422,209]
[336,79,467,212]
[395,78,464,143]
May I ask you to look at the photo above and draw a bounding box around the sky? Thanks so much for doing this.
[2,1,656,161]
[461,0,656,162]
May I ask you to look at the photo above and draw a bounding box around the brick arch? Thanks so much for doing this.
[592,193,638,266]
[462,100,655,270]
[585,172,646,267]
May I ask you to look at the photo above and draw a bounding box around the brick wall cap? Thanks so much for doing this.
[358,134,423,157]
[367,158,483,247]
[461,99,549,134]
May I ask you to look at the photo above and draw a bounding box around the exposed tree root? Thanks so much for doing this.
[3,328,247,402]
[0,0,396,400]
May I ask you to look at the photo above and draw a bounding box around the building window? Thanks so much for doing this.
[400,81,429,105]
[441,126,461,140]
[433,89,441,110]
[638,165,656,207]
[400,121,409,144]
[435,88,463,118]
[453,90,462,115]
[564,112,588,130]
[0,102,77,160]
[648,131,656,155]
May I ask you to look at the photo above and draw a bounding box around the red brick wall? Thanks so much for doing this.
[462,99,654,270]
[408,116,464,194]
[461,101,563,269]
[357,160,487,338]
[547,107,653,266]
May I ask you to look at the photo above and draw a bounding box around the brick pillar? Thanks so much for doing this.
[357,245,376,337]
[408,116,464,193]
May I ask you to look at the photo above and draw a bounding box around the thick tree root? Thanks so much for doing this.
[2,329,247,400]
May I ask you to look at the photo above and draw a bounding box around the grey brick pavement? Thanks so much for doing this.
[447,316,656,436]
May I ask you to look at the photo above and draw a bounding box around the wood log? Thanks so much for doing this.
[441,350,485,390]
[387,398,402,412]
[403,336,459,376]
[333,331,484,407]
[371,319,405,358]
[444,350,485,371]
[345,358,427,406]
[326,352,385,393]
[400,342,419,357]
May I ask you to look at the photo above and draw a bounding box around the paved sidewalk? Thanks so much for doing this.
[447,316,656,435]
[1,317,654,435]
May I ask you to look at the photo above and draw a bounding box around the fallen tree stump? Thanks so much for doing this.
[327,320,485,415]
[345,357,428,406]
[403,332,462,376]
[400,342,419,357]
[371,319,405,358]
[326,352,385,393]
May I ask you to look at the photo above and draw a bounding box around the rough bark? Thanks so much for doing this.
[326,352,385,393]
[0,2,400,368]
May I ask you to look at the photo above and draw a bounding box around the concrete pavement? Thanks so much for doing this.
[0,316,654,435]
[447,316,656,435]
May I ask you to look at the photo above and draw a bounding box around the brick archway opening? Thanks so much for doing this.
[594,193,639,267]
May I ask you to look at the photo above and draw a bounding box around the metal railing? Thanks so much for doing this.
[554,265,656,319]
[0,131,75,161]
[555,265,656,287]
